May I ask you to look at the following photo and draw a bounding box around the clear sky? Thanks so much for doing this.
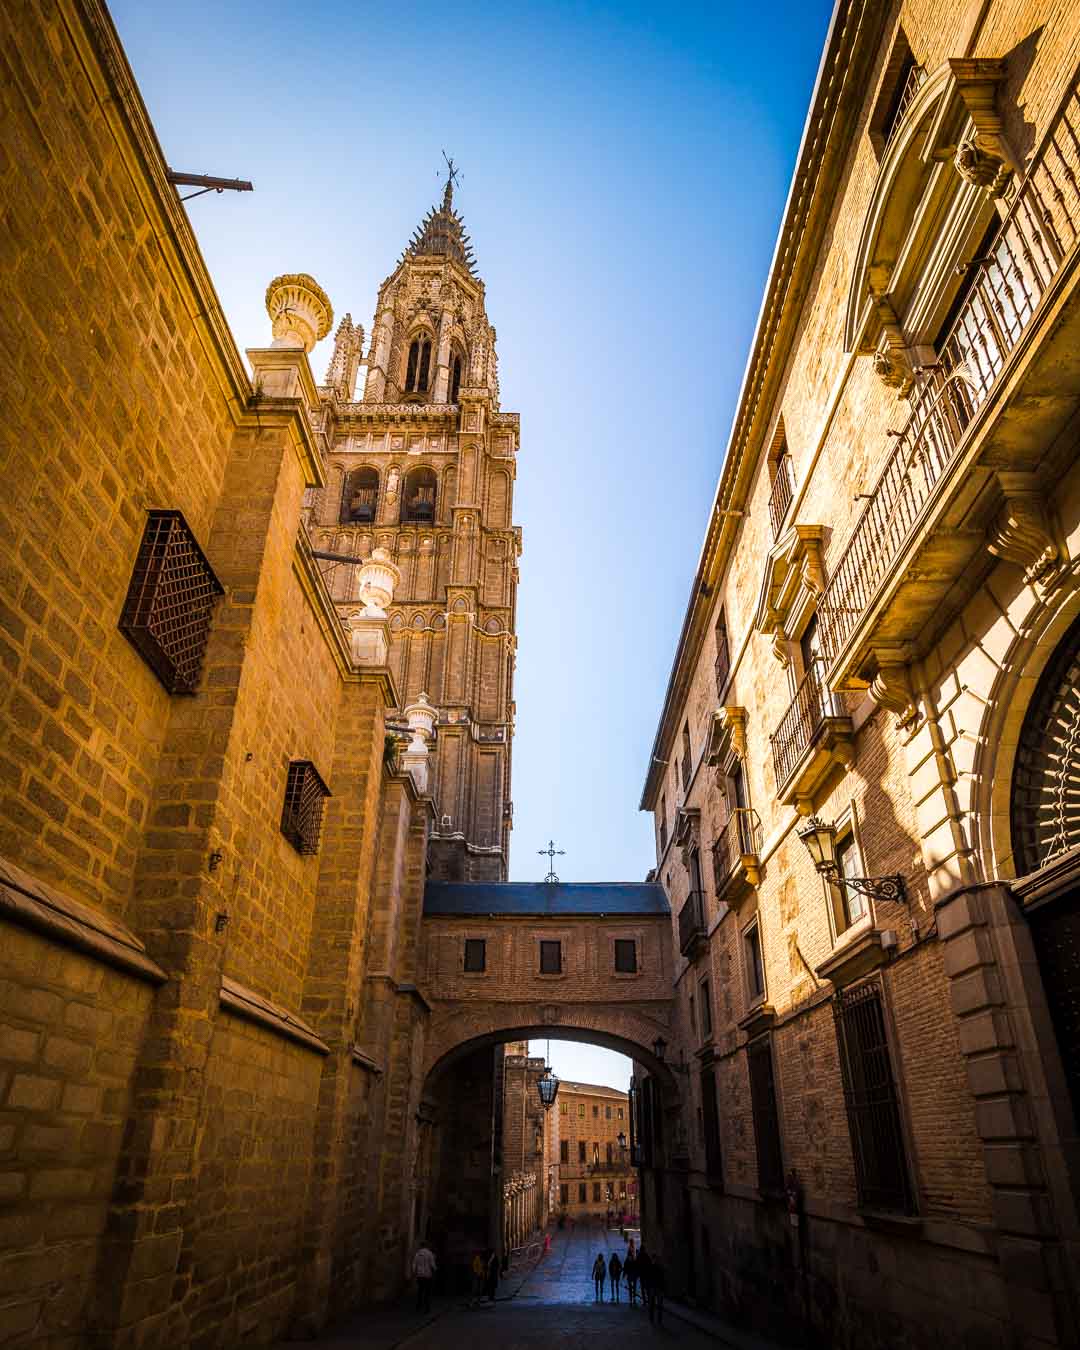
[111,0,832,887]
[529,1039,632,1092]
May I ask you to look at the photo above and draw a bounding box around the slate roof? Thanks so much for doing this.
[423,881,669,917]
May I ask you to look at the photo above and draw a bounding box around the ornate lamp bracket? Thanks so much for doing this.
[841,872,908,905]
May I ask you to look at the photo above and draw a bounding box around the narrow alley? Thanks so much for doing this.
[279,1223,780,1350]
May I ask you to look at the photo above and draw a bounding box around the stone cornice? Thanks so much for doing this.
[641,0,888,810]
[65,0,252,423]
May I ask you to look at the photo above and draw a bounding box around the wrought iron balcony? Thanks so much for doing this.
[678,889,708,958]
[712,807,764,905]
[819,73,1080,679]
[882,62,926,152]
[770,658,853,808]
[768,455,796,539]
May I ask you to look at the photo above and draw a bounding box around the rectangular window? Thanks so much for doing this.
[681,722,692,790]
[579,1183,587,1203]
[539,940,562,974]
[747,1037,784,1194]
[605,1104,612,1120]
[593,1182,601,1202]
[614,939,637,973]
[560,1139,569,1164]
[617,1107,624,1119]
[560,1101,568,1116]
[660,794,668,853]
[620,1181,627,1198]
[834,981,915,1213]
[745,921,765,1002]
[592,1104,599,1118]
[592,1142,600,1165]
[560,1183,569,1206]
[700,979,713,1038]
[578,1140,586,1163]
[714,609,730,695]
[578,1104,585,1119]
[606,1141,613,1164]
[835,829,868,928]
[463,938,486,972]
[280,760,331,855]
[701,1066,723,1183]
[119,509,223,694]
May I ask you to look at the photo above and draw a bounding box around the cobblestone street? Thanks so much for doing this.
[280,1224,784,1350]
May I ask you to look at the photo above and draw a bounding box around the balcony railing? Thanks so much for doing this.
[678,889,708,957]
[768,455,796,538]
[820,73,1080,667]
[712,807,764,901]
[883,63,926,152]
[770,657,848,791]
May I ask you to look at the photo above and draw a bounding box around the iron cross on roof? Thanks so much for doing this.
[538,839,565,884]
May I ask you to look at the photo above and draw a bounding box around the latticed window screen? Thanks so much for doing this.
[747,1037,784,1193]
[119,511,222,694]
[280,760,331,855]
[1011,610,1080,874]
[833,980,915,1214]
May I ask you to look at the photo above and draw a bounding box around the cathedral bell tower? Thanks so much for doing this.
[308,167,520,880]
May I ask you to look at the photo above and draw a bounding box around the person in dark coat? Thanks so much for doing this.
[592,1252,607,1301]
[482,1248,499,1303]
[624,1249,639,1305]
[608,1251,623,1303]
[637,1248,654,1318]
[648,1256,665,1325]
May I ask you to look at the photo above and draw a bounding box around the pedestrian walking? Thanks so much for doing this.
[637,1248,653,1318]
[592,1251,607,1302]
[412,1239,436,1313]
[608,1251,622,1303]
[624,1249,639,1306]
[470,1250,485,1306]
[651,1258,666,1325]
[482,1247,499,1304]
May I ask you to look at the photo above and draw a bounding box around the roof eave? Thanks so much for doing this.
[639,0,887,812]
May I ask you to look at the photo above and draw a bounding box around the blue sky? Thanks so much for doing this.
[111,0,831,950]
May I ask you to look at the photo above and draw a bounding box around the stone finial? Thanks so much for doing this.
[401,693,438,794]
[356,548,401,618]
[265,274,333,352]
[324,312,365,401]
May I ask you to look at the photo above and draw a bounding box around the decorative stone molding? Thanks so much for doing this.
[265,273,333,352]
[705,706,748,766]
[948,58,1017,199]
[755,525,826,664]
[868,650,918,729]
[357,547,401,617]
[987,473,1060,584]
[673,807,700,854]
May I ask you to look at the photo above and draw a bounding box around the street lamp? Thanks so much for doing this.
[617,1131,627,1151]
[796,815,908,903]
[536,1064,559,1110]
[652,1035,667,1063]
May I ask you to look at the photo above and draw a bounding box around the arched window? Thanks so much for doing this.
[449,351,463,402]
[340,466,379,524]
[404,335,432,395]
[402,466,437,524]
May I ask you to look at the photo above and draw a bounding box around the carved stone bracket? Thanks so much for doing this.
[870,298,914,394]
[868,650,918,729]
[988,472,1061,585]
[949,58,1017,199]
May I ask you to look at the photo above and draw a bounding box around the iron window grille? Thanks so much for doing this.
[747,1037,784,1194]
[714,611,730,696]
[834,980,915,1214]
[614,938,637,973]
[768,452,796,539]
[540,940,562,974]
[280,760,331,855]
[464,938,486,972]
[119,510,223,694]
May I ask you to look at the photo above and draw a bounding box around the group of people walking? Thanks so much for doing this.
[591,1240,665,1323]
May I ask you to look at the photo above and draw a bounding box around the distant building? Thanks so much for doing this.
[552,1081,635,1217]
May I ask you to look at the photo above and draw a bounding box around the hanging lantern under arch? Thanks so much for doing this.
[536,1065,559,1110]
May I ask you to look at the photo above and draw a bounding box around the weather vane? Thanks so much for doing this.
[538,839,565,884]
[439,151,462,206]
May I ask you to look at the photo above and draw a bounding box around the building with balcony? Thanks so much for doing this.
[551,1081,635,1219]
[639,4,1080,1347]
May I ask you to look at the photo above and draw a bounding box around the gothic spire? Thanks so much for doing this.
[403,157,477,275]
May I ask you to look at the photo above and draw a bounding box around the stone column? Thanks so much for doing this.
[937,882,1079,1347]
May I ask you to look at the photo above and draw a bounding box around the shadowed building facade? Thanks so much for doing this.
[636,3,1080,1348]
